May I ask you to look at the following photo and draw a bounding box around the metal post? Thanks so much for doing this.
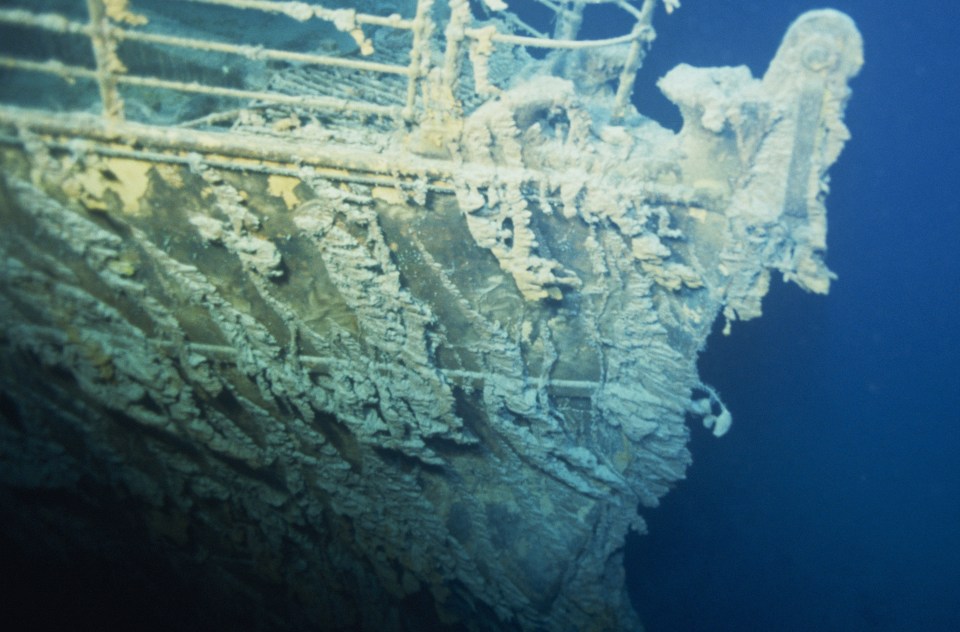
[441,0,470,106]
[610,22,645,121]
[404,0,436,121]
[85,0,125,122]
[553,1,585,41]
[611,0,658,122]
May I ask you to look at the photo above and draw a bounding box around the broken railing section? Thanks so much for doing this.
[423,0,668,150]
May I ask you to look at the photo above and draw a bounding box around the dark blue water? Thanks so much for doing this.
[622,2,960,630]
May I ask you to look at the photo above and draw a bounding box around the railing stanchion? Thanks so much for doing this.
[85,0,125,122]
[404,0,436,122]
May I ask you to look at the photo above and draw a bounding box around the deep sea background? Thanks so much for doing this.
[618,2,960,631]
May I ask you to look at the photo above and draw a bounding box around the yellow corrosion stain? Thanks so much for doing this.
[108,158,151,214]
[267,174,301,209]
[155,163,184,188]
[372,186,406,206]
[67,156,152,215]
[104,0,148,25]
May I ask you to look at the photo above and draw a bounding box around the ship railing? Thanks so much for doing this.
[0,0,664,169]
